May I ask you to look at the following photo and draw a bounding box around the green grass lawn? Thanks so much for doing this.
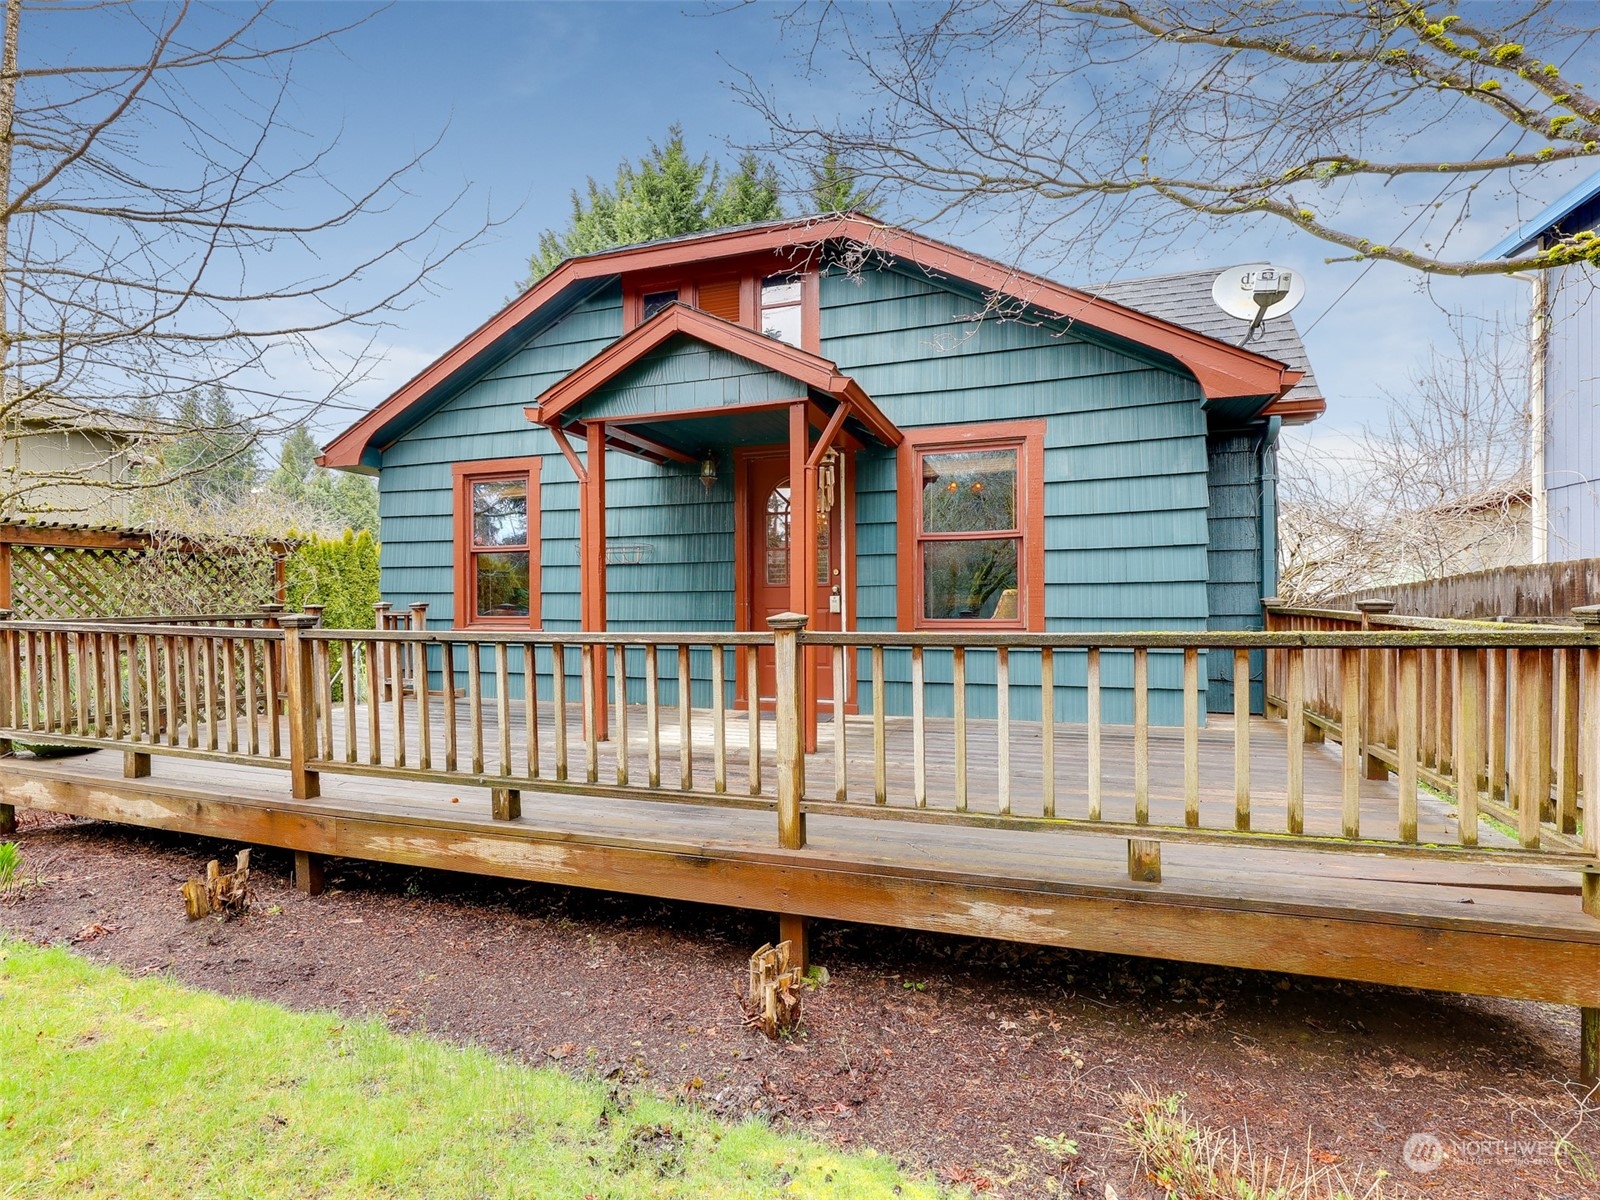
[0,941,950,1199]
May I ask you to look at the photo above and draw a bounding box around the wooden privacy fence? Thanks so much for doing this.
[0,608,1594,903]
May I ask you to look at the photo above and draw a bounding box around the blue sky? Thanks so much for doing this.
[31,2,1600,446]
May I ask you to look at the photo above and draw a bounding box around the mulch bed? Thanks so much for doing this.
[4,809,1597,1199]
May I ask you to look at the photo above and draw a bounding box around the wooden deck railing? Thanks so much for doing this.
[0,606,1593,907]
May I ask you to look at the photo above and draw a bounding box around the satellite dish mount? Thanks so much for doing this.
[1211,264,1306,345]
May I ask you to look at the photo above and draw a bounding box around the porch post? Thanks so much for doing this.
[583,422,609,741]
[788,403,819,753]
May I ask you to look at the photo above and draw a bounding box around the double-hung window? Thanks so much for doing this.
[454,458,541,628]
[897,423,1044,631]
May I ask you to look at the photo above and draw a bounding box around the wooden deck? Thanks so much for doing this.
[6,704,1599,1012]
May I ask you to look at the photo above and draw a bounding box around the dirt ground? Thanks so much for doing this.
[4,809,1597,1199]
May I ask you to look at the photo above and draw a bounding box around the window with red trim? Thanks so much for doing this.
[453,458,541,628]
[898,424,1045,631]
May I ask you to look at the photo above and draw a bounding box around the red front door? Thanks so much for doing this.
[745,452,839,705]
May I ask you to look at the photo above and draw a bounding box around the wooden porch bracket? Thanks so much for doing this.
[778,913,810,974]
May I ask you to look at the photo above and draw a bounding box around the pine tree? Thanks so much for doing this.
[269,425,378,534]
[521,128,784,287]
[808,151,878,217]
[160,385,261,505]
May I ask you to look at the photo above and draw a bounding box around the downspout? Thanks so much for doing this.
[1258,416,1282,610]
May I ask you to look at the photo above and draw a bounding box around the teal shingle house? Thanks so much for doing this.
[321,216,1323,726]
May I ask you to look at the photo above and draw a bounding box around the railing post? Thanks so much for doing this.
[408,602,428,698]
[1356,599,1395,780]
[769,612,807,850]
[1578,607,1600,921]
[1260,596,1285,719]
[280,614,321,800]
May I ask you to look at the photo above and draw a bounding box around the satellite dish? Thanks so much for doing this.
[1211,263,1306,343]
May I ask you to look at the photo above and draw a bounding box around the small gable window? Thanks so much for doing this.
[454,458,542,628]
[897,422,1045,631]
[641,290,678,320]
[760,275,803,347]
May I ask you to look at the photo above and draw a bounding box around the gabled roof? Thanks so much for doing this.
[1489,171,1600,258]
[1089,269,1324,423]
[321,214,1305,469]
[529,302,902,447]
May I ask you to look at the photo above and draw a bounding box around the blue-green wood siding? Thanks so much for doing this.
[372,262,1282,724]
[1204,431,1269,713]
[825,265,1211,725]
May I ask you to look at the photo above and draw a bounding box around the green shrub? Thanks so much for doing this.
[284,529,380,630]
[0,842,20,892]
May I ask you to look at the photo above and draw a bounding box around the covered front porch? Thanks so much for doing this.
[528,302,904,746]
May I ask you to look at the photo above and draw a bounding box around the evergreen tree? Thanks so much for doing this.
[269,424,378,534]
[161,385,261,505]
[521,127,783,287]
[808,151,879,217]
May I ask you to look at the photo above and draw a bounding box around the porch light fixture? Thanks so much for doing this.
[700,452,718,492]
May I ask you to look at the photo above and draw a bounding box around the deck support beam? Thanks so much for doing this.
[123,751,150,779]
[293,850,326,896]
[1583,1007,1599,1087]
[0,802,13,836]
[778,913,810,974]
[491,787,521,821]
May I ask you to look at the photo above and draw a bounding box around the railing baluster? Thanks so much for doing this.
[416,639,433,771]
[181,636,199,749]
[1286,646,1305,836]
[91,632,108,739]
[581,643,598,785]
[952,645,967,813]
[872,643,887,806]
[614,645,629,787]
[40,630,55,733]
[341,640,358,765]
[677,644,692,791]
[1132,647,1148,824]
[1233,647,1250,831]
[1488,649,1507,799]
[1340,647,1361,839]
[995,647,1010,816]
[144,633,161,749]
[1086,647,1102,821]
[522,643,538,781]
[496,641,511,778]
[108,634,124,742]
[551,642,569,783]
[221,634,238,754]
[467,642,484,775]
[1397,648,1420,843]
[1182,646,1199,828]
[74,632,89,737]
[1456,647,1481,847]
[645,644,661,789]
[833,643,847,803]
[364,638,382,766]
[746,647,761,798]
[1514,649,1542,848]
[712,645,727,794]
[244,636,262,755]
[1558,647,1581,835]
[389,638,407,769]
[1041,647,1056,819]
[440,641,458,772]
[911,645,926,808]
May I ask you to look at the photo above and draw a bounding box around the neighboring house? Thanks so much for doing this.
[321,215,1322,721]
[1,395,149,523]
[1491,175,1600,563]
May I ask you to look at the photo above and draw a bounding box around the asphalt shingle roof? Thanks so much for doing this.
[1089,268,1323,404]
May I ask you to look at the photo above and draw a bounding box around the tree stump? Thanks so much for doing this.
[745,939,802,1038]
[181,849,251,921]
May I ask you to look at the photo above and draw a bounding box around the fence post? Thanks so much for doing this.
[280,614,321,800]
[0,609,12,835]
[1356,599,1395,780]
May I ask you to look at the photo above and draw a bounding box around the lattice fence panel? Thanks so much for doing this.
[12,544,279,619]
